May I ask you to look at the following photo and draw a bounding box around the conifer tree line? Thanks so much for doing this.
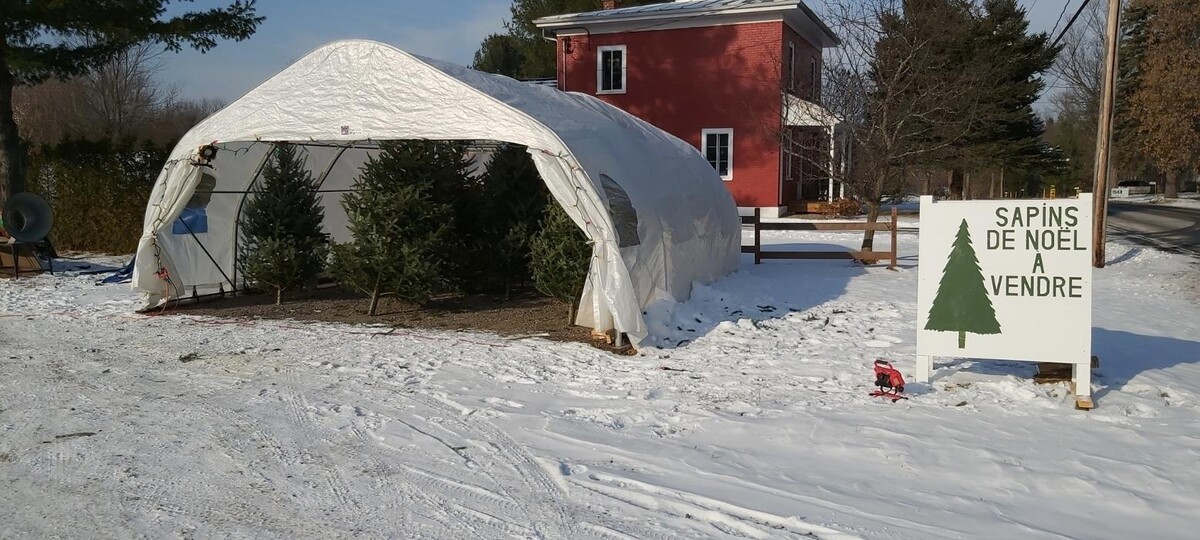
[238,140,593,321]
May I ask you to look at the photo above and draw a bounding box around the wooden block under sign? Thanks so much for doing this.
[1034,356,1100,384]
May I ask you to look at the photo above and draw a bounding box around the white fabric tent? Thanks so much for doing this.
[133,40,740,344]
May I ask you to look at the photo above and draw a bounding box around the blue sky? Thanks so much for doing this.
[161,0,1075,102]
[162,0,511,101]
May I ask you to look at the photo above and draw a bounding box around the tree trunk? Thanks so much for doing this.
[275,287,282,305]
[566,301,576,326]
[922,173,931,196]
[989,170,997,199]
[1166,168,1182,199]
[963,171,972,200]
[0,59,28,202]
[861,200,881,254]
[368,276,382,316]
[950,169,964,200]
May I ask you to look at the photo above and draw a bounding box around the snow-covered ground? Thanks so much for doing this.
[2,231,1198,539]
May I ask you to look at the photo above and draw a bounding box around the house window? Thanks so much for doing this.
[787,42,796,91]
[597,45,626,94]
[701,128,733,181]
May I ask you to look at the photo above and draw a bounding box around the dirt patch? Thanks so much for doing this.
[169,286,634,354]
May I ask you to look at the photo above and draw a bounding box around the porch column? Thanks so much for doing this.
[828,126,836,202]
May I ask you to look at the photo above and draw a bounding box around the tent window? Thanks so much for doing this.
[701,128,733,181]
[173,171,216,235]
[598,174,639,248]
[597,45,626,94]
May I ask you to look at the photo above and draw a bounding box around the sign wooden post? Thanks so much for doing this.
[916,195,1095,409]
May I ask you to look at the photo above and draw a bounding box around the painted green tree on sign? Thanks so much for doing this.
[925,219,1002,348]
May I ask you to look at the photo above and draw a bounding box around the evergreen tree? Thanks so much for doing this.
[0,0,262,200]
[331,141,459,316]
[238,143,328,304]
[966,0,1059,172]
[925,219,1001,348]
[1114,1,1153,176]
[477,144,548,297]
[530,200,591,323]
[472,34,525,78]
[426,141,476,292]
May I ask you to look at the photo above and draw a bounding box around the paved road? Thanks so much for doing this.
[1107,202,1200,257]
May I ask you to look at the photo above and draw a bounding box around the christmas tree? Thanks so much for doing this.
[477,144,548,297]
[331,141,457,315]
[530,200,591,323]
[238,143,327,304]
[924,219,1001,348]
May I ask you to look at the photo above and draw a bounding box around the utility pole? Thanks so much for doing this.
[1092,0,1122,268]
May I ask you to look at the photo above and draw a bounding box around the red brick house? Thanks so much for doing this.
[535,0,842,217]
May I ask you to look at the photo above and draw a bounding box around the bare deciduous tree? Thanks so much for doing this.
[1051,0,1107,123]
[79,42,177,140]
[14,41,223,148]
[816,0,986,251]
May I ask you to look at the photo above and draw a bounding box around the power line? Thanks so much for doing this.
[1050,0,1096,51]
[1048,0,1075,38]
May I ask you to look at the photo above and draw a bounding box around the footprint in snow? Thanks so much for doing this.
[559,463,588,476]
[482,396,525,409]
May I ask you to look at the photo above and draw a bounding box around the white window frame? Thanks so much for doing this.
[597,45,627,95]
[701,128,734,181]
[787,42,796,91]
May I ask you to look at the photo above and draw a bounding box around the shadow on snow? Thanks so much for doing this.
[642,243,868,349]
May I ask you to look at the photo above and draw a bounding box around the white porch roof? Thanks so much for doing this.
[784,94,841,128]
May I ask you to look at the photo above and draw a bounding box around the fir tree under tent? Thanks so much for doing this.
[132,40,741,344]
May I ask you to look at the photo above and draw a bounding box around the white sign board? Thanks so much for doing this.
[916,195,1094,401]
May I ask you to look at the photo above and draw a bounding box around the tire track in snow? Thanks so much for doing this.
[573,473,861,540]
[277,362,373,523]
[343,422,465,534]
[352,394,571,537]
[404,391,579,538]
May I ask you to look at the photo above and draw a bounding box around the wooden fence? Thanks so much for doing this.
[741,207,899,270]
